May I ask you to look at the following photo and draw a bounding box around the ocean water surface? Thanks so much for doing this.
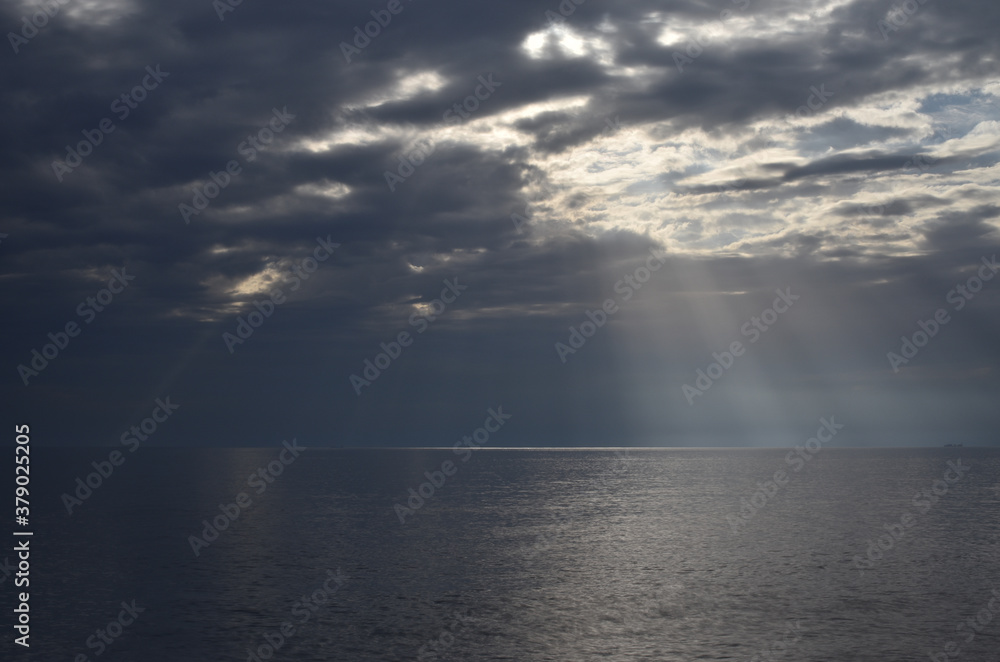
[17,447,1000,661]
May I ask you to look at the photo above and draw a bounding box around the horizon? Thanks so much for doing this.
[40,443,988,449]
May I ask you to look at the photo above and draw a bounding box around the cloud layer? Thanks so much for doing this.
[2,0,998,446]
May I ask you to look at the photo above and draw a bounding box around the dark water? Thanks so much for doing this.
[7,447,1000,661]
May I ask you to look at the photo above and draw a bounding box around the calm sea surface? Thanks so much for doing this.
[11,447,1000,661]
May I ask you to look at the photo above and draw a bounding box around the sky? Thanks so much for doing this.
[2,0,999,447]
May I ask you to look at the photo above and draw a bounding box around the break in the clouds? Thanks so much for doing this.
[2,0,998,447]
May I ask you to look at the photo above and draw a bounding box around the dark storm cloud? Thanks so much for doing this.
[2,0,998,447]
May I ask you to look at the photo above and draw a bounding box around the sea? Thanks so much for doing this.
[8,447,1000,661]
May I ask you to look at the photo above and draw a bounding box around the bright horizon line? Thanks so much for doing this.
[38,444,991,450]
